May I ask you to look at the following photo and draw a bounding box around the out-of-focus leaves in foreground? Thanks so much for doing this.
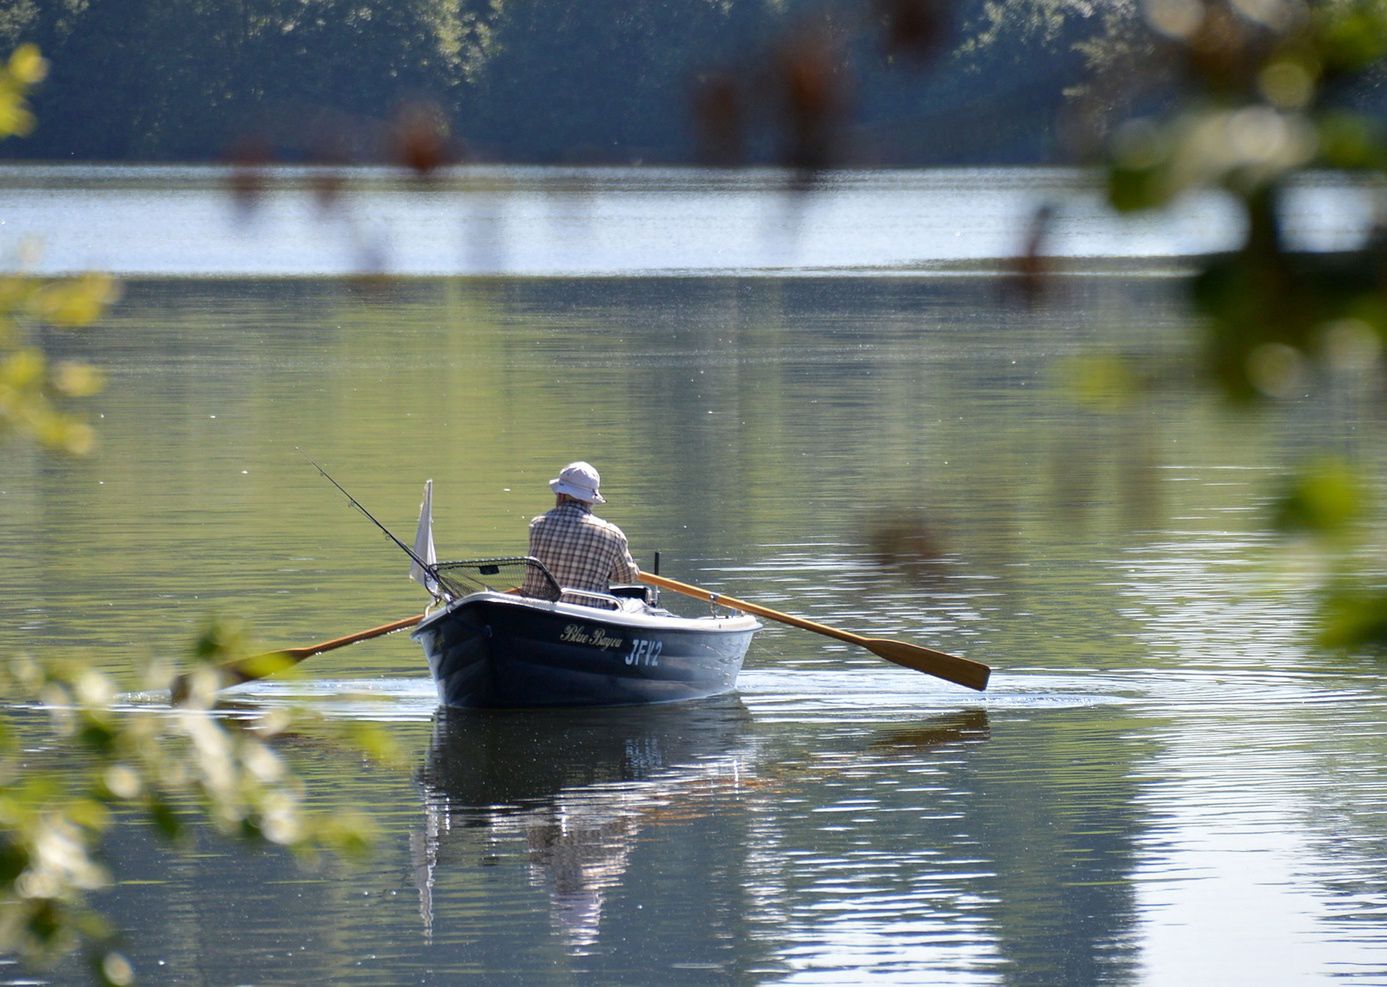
[0,47,119,455]
[0,44,45,138]
[0,273,119,455]
[1272,456,1369,541]
[0,49,385,983]
[1086,1,1387,652]
[1270,457,1387,652]
[1103,0,1387,403]
[0,628,387,983]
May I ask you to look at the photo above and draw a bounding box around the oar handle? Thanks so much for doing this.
[290,613,426,659]
[641,572,865,646]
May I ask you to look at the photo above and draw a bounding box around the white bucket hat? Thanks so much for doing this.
[550,461,605,503]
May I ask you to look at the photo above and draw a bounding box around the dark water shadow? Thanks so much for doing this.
[865,707,991,754]
[416,692,757,813]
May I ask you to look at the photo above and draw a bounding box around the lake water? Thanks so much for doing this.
[3,166,1387,984]
[0,164,1378,277]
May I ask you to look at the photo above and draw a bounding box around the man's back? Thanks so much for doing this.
[522,500,639,605]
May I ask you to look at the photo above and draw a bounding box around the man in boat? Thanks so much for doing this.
[520,461,640,607]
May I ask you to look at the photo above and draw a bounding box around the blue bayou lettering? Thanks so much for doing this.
[560,624,624,650]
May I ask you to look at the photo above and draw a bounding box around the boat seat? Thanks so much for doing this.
[610,583,655,604]
[560,584,657,611]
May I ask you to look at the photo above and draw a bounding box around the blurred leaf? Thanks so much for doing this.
[690,72,744,166]
[238,817,265,843]
[312,810,377,861]
[0,92,35,138]
[191,619,250,664]
[74,720,118,757]
[1317,586,1387,650]
[64,798,112,833]
[95,950,133,987]
[52,362,103,399]
[30,276,120,328]
[391,101,451,175]
[1056,353,1141,409]
[1316,1,1387,71]
[876,0,951,60]
[2,346,45,387]
[0,838,30,885]
[7,45,47,86]
[143,798,182,841]
[40,417,95,456]
[97,765,142,802]
[1107,120,1171,211]
[341,722,404,768]
[1316,111,1387,169]
[1272,457,1367,537]
[26,899,63,946]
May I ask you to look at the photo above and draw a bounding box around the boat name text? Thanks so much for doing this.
[560,624,625,650]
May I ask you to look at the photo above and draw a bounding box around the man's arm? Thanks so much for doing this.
[610,529,640,584]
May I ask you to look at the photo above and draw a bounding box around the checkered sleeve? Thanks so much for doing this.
[609,530,639,584]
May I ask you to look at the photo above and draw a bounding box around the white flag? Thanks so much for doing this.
[410,479,438,594]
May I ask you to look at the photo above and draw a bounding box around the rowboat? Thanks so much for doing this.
[172,473,986,707]
[411,557,761,709]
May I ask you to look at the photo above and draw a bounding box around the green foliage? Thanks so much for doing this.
[1102,0,1387,399]
[1080,1,1387,650]
[0,273,119,454]
[1267,457,1387,655]
[0,651,383,980]
[0,44,115,454]
[0,48,387,982]
[1272,456,1368,539]
[1055,352,1145,410]
[1318,584,1387,649]
[0,44,44,136]
[0,0,1092,165]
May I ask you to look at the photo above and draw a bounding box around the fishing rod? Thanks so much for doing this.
[302,454,448,594]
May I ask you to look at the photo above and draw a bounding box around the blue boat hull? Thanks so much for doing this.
[412,592,760,709]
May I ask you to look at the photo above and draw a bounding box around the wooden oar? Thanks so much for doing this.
[639,572,991,691]
[170,613,426,702]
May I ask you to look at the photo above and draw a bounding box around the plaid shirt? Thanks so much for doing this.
[521,501,640,606]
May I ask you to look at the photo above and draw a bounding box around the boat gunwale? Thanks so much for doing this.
[411,589,762,637]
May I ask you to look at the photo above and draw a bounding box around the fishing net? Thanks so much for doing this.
[429,556,653,610]
[431,557,561,601]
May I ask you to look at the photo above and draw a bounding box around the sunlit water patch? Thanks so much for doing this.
[118,660,1382,726]
[200,676,439,721]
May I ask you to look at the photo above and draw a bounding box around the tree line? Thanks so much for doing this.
[0,0,1105,166]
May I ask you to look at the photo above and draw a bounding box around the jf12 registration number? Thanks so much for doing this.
[625,638,662,667]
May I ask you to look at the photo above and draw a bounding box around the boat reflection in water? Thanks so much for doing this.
[411,698,990,952]
[411,694,759,948]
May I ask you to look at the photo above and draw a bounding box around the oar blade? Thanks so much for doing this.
[170,649,306,704]
[864,638,991,691]
[170,613,425,704]
[221,648,309,686]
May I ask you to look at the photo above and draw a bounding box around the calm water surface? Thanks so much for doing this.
[0,164,1378,276]
[3,167,1387,983]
